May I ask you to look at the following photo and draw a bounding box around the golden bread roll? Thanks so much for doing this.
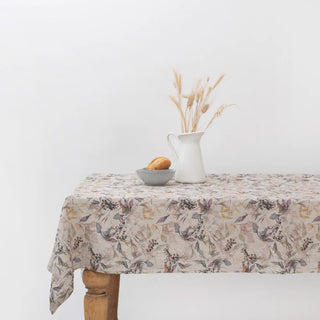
[147,157,171,170]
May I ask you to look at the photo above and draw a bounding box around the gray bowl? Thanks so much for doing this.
[136,168,175,186]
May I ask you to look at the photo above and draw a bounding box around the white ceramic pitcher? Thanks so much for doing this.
[167,131,206,183]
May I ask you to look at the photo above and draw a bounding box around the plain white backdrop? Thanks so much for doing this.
[1,0,320,319]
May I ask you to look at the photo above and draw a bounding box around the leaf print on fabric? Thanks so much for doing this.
[208,259,231,272]
[179,226,196,242]
[223,259,231,266]
[285,259,308,273]
[270,213,280,221]
[277,200,291,214]
[120,199,133,214]
[96,223,102,233]
[273,243,283,260]
[89,199,100,209]
[220,203,233,219]
[65,207,77,221]
[299,204,312,219]
[252,223,259,234]
[198,199,212,213]
[174,223,180,233]
[242,248,260,272]
[235,214,247,223]
[80,215,90,222]
[312,216,320,222]
[113,213,121,220]
[142,205,155,220]
[156,215,169,223]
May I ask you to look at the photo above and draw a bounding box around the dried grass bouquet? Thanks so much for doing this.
[169,71,234,133]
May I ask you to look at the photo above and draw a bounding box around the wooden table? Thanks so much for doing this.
[48,173,320,318]
[82,270,120,320]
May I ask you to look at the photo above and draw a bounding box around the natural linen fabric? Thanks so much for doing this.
[48,173,320,313]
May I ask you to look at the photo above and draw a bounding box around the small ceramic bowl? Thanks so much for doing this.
[136,168,175,186]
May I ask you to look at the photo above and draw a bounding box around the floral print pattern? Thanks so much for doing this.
[48,173,320,313]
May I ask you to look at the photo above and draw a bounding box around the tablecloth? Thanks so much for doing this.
[48,173,320,313]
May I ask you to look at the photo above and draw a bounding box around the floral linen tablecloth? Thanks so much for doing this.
[48,173,320,313]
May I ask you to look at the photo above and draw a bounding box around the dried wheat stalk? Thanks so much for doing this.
[204,104,234,131]
[169,71,233,133]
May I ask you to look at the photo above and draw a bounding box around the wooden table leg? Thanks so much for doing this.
[82,270,120,320]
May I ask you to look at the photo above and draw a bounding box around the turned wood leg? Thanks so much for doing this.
[82,270,120,320]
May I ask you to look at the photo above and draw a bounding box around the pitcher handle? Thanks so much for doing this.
[167,133,179,159]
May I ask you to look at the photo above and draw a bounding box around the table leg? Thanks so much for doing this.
[82,270,120,320]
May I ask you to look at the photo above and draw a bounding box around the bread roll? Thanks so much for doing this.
[147,157,171,170]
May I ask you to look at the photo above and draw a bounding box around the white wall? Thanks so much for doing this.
[1,0,320,319]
